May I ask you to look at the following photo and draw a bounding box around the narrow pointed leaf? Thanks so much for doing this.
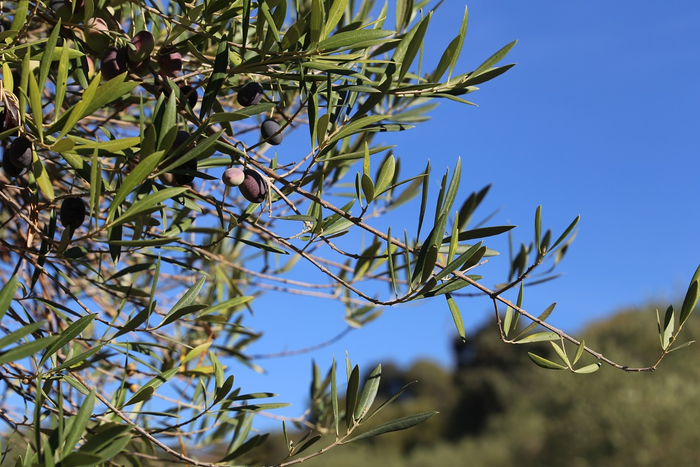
[345,412,437,444]
[527,352,566,370]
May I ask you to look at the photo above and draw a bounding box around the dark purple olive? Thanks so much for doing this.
[101,46,128,80]
[159,131,195,186]
[0,108,19,134]
[128,30,154,63]
[2,145,27,178]
[237,82,264,107]
[260,119,283,145]
[158,46,182,77]
[173,158,197,185]
[178,84,198,109]
[8,136,32,169]
[60,197,86,230]
[128,58,151,76]
[239,169,267,203]
[222,167,245,187]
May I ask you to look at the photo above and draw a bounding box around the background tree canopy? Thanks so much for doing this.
[0,0,697,465]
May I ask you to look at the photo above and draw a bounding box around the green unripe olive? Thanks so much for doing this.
[60,197,86,230]
[8,136,33,169]
[237,82,264,107]
[84,17,111,54]
[260,119,283,145]
[128,31,155,63]
[239,169,267,203]
[222,167,245,187]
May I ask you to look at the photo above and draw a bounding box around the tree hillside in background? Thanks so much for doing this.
[0,0,698,465]
[280,307,700,467]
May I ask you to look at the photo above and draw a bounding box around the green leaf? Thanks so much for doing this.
[107,150,165,223]
[322,0,348,40]
[0,274,18,321]
[39,19,61,92]
[0,321,45,351]
[513,303,557,341]
[32,152,55,202]
[434,242,483,282]
[48,343,105,374]
[551,215,580,251]
[111,187,188,228]
[10,0,28,31]
[308,0,324,48]
[79,424,132,454]
[657,306,674,349]
[527,352,567,370]
[514,332,560,344]
[156,276,206,328]
[63,389,95,451]
[345,364,360,430]
[573,363,601,374]
[53,34,70,122]
[280,17,306,50]
[331,357,339,437]
[0,336,58,365]
[295,434,322,455]
[122,368,179,407]
[550,341,570,367]
[28,70,43,143]
[39,314,96,367]
[375,155,396,195]
[200,34,229,119]
[318,29,394,51]
[345,412,437,444]
[469,40,518,81]
[355,364,381,421]
[445,294,466,342]
[396,12,431,84]
[535,205,542,255]
[78,137,140,152]
[442,225,516,244]
[680,264,700,327]
[573,339,586,365]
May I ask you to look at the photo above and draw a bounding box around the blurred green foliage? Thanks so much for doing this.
[254,306,700,467]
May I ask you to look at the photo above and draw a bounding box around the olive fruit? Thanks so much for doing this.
[158,46,182,77]
[239,169,267,203]
[237,82,264,107]
[60,197,86,230]
[128,30,154,63]
[8,136,33,169]
[0,108,19,134]
[84,17,111,54]
[178,84,197,109]
[128,58,150,76]
[101,46,128,80]
[222,167,245,187]
[260,119,283,145]
[63,0,85,17]
[2,145,27,178]
[173,157,197,185]
[159,131,195,186]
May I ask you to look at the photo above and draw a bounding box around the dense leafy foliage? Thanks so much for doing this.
[0,0,697,465]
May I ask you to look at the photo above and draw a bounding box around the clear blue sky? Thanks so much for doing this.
[237,1,700,429]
